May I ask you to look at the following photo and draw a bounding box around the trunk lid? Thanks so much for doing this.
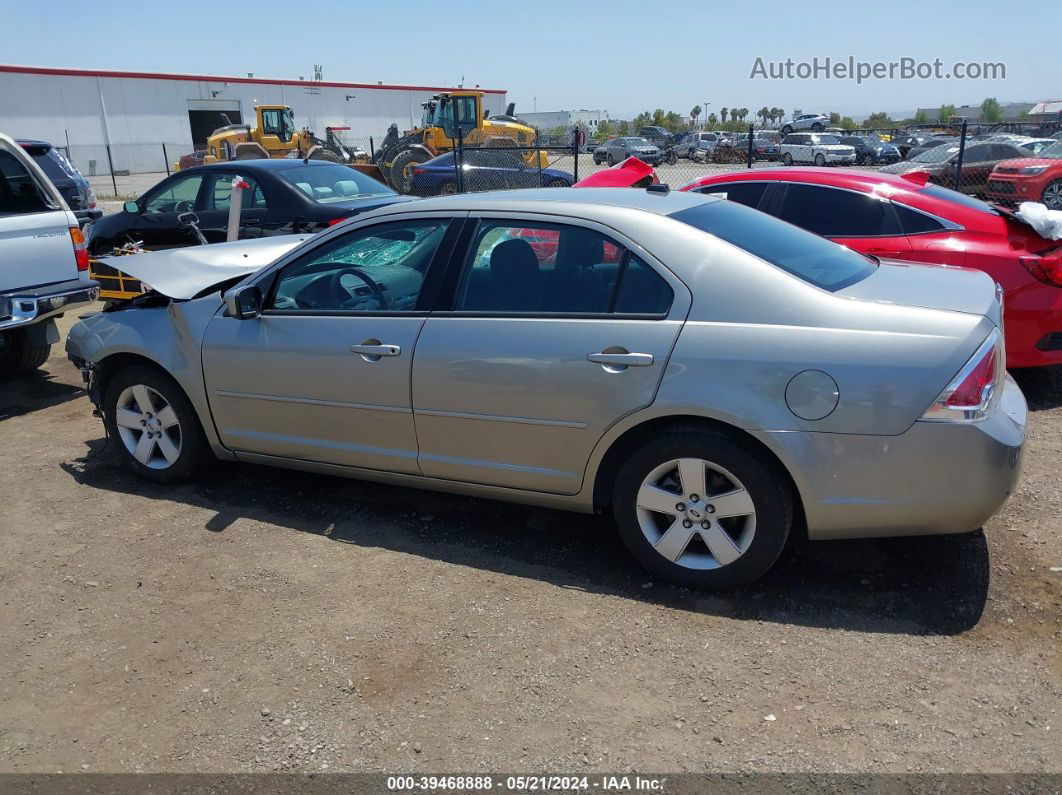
[837,258,1003,327]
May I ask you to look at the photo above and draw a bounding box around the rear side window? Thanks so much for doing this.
[32,150,72,182]
[775,184,899,237]
[0,149,50,215]
[918,184,1000,215]
[694,181,767,209]
[671,200,876,291]
[893,204,946,234]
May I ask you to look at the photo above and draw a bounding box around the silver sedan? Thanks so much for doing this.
[66,188,1026,589]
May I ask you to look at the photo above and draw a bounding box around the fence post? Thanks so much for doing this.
[456,126,464,193]
[572,131,579,183]
[369,136,375,160]
[105,143,118,198]
[537,130,544,185]
[953,118,968,191]
[746,123,754,169]
[163,143,170,176]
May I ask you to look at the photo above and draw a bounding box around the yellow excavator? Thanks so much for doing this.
[374,91,547,192]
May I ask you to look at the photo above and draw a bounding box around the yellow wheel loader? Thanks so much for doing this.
[374,91,548,193]
[197,106,387,181]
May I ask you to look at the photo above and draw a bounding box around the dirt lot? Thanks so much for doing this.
[1,312,1059,775]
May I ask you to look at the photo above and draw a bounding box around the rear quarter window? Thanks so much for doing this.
[0,149,51,215]
[670,200,877,292]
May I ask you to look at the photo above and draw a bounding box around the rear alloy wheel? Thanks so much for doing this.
[814,153,826,167]
[546,178,569,188]
[781,153,793,166]
[1042,180,1062,210]
[781,125,792,135]
[613,426,792,589]
[811,122,824,131]
[104,365,209,483]
[437,180,458,195]
[607,153,617,166]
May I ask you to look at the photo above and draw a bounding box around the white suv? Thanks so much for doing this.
[781,113,829,134]
[778,133,857,166]
[0,132,98,375]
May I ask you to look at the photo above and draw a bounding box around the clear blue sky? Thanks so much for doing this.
[4,0,1057,120]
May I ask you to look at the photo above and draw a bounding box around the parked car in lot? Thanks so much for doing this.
[891,134,950,159]
[985,140,1062,210]
[674,132,719,160]
[638,126,673,148]
[0,132,98,375]
[839,134,901,165]
[408,150,573,196]
[17,139,101,225]
[879,141,1032,194]
[67,188,1025,590]
[780,113,829,134]
[779,133,856,166]
[86,159,408,256]
[681,167,1062,367]
[904,137,959,161]
[592,137,662,166]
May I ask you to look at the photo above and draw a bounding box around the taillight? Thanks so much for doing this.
[412,167,426,174]
[921,330,1004,423]
[1019,248,1062,287]
[86,186,97,209]
[327,216,348,227]
[69,226,89,272]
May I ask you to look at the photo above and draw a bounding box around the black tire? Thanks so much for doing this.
[665,150,678,165]
[437,180,458,195]
[781,153,793,166]
[103,364,211,483]
[593,156,603,165]
[546,178,569,188]
[781,125,792,135]
[607,153,617,166]
[814,153,826,167]
[0,328,51,375]
[388,148,431,193]
[811,122,823,131]
[612,425,793,590]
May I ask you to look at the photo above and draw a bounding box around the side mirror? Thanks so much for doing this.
[123,200,139,213]
[225,284,263,320]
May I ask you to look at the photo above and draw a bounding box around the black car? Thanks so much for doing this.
[86,159,410,256]
[18,139,101,225]
[839,135,901,165]
[638,126,673,148]
[901,136,957,160]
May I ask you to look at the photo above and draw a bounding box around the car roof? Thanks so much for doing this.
[16,139,53,149]
[376,187,718,216]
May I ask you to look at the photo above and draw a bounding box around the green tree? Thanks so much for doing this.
[839,116,857,130]
[938,104,957,124]
[617,120,631,136]
[913,109,928,124]
[771,107,784,124]
[981,97,1002,122]
[597,120,613,138]
[865,111,893,128]
[651,108,667,126]
[829,112,841,126]
[707,113,718,127]
[758,106,770,125]
[689,105,701,127]
[632,111,652,131]
[721,107,729,123]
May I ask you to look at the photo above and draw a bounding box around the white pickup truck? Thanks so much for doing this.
[1,132,99,375]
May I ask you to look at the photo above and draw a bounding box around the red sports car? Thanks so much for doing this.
[680,167,1062,368]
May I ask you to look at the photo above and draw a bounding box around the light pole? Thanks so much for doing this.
[703,101,710,130]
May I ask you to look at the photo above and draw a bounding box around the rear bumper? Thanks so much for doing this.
[0,278,100,332]
[755,374,1026,540]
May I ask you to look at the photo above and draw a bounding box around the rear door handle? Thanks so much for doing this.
[350,343,401,360]
[587,352,654,367]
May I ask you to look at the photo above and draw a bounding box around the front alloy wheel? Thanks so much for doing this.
[114,384,182,469]
[1042,180,1062,210]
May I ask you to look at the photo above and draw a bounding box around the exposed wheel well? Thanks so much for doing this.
[592,415,806,536]
[92,352,169,406]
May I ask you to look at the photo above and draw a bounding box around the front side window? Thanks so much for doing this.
[671,200,877,291]
[207,173,267,210]
[143,174,204,213]
[456,221,670,315]
[775,184,899,237]
[271,219,448,312]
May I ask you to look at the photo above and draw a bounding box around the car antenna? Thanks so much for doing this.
[646,184,670,194]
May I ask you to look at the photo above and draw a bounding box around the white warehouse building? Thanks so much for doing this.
[0,64,507,174]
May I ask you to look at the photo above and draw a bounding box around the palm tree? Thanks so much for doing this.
[690,105,702,127]
[758,106,770,125]
[721,107,729,123]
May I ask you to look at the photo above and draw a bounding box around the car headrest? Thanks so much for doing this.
[560,229,604,271]
[334,180,358,196]
[490,239,539,282]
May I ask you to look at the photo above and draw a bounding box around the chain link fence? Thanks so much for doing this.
[64,119,1062,212]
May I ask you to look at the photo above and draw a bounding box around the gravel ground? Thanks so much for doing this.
[0,314,1059,776]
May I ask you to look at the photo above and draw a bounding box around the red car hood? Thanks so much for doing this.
[574,157,659,187]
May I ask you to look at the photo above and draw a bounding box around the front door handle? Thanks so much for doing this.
[587,351,654,368]
[350,342,401,361]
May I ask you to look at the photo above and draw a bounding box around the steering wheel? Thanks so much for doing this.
[328,267,390,309]
[174,200,194,213]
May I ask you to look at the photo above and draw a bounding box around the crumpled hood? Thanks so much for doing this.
[97,236,310,300]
